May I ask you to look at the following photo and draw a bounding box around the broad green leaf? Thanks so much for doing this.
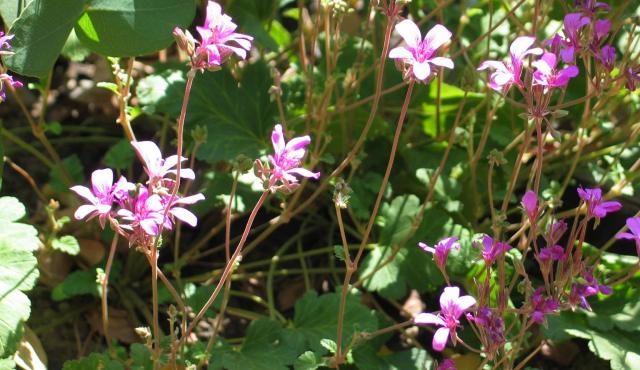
[62,352,123,370]
[293,351,324,370]
[290,291,377,353]
[136,62,278,162]
[0,196,25,222]
[3,0,86,77]
[74,0,195,57]
[51,269,101,301]
[51,235,80,256]
[378,195,420,246]
[104,139,135,170]
[360,245,407,300]
[0,197,39,363]
[0,0,33,26]
[585,329,640,370]
[210,319,297,370]
[61,28,91,62]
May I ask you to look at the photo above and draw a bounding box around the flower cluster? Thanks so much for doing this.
[255,124,320,193]
[389,19,454,82]
[173,1,253,71]
[0,32,22,103]
[71,141,204,247]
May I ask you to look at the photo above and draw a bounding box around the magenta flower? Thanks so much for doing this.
[593,20,610,45]
[477,36,542,92]
[544,34,575,64]
[577,187,622,220]
[530,287,559,325]
[595,45,616,72]
[418,237,460,273]
[539,245,565,262]
[467,307,505,348]
[0,32,14,52]
[388,20,454,81]
[193,1,253,69]
[414,286,476,351]
[575,0,609,14]
[532,52,579,88]
[475,235,512,265]
[624,65,640,91]
[521,190,539,221]
[563,13,591,52]
[436,359,457,370]
[118,188,166,236]
[131,141,195,186]
[262,124,320,193]
[569,269,612,310]
[71,169,134,228]
[162,193,206,228]
[616,217,640,257]
[0,73,23,102]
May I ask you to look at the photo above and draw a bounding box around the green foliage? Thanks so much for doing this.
[3,0,85,77]
[62,352,124,370]
[48,155,85,193]
[51,269,101,301]
[290,290,377,353]
[51,235,81,256]
[0,197,40,365]
[75,0,195,57]
[104,139,135,170]
[137,61,278,162]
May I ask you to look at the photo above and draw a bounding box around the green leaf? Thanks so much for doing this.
[51,269,101,301]
[210,319,298,370]
[290,291,377,353]
[0,197,26,222]
[61,28,91,62]
[49,155,85,193]
[0,197,40,363]
[136,62,278,162]
[3,0,86,77]
[378,195,420,246]
[360,245,407,300]
[74,0,195,57]
[104,139,135,170]
[293,351,324,370]
[62,352,124,370]
[0,0,32,27]
[51,235,80,256]
[584,329,640,370]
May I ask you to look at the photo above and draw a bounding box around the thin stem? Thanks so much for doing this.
[151,245,160,368]
[181,191,269,346]
[335,204,353,364]
[353,80,415,267]
[101,233,119,355]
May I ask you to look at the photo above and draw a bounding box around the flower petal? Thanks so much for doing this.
[74,205,97,220]
[412,60,431,80]
[430,57,454,69]
[389,47,414,60]
[70,185,97,203]
[509,36,536,59]
[423,24,452,52]
[432,327,450,351]
[395,19,422,49]
[414,313,445,326]
[170,207,198,227]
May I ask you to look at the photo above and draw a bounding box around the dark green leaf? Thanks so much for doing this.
[62,352,124,370]
[74,0,195,57]
[136,62,278,162]
[49,155,84,193]
[3,0,86,77]
[51,269,101,301]
[104,139,135,170]
[61,28,91,62]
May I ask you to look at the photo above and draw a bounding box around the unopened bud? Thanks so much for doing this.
[135,326,152,340]
[191,125,208,144]
[233,154,253,173]
[173,27,196,56]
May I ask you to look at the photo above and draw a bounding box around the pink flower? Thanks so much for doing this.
[532,52,579,88]
[414,286,476,351]
[624,65,640,91]
[563,13,591,49]
[521,190,539,221]
[70,169,134,228]
[130,141,195,186]
[595,45,616,72]
[593,20,610,46]
[475,235,512,265]
[477,36,543,92]
[194,1,253,68]
[467,307,505,349]
[436,359,457,370]
[388,20,454,81]
[161,193,206,228]
[577,187,621,220]
[616,217,640,257]
[538,245,565,262]
[418,237,460,273]
[530,287,559,325]
[262,124,319,193]
[569,269,612,310]
[575,0,609,15]
[0,32,14,51]
[0,73,23,102]
[118,188,166,236]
